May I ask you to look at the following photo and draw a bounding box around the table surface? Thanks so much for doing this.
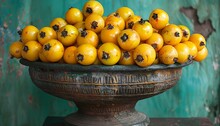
[43,116,214,126]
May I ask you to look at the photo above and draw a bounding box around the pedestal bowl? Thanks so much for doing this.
[20,59,192,126]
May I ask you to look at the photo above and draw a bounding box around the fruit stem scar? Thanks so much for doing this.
[86,7,93,14]
[81,30,88,37]
[151,44,158,49]
[183,30,188,37]
[102,51,110,59]
[135,55,144,62]
[40,31,46,38]
[139,18,145,25]
[61,29,68,38]
[152,13,158,20]
[128,22,134,29]
[91,21,98,29]
[77,54,84,62]
[107,24,114,30]
[200,41,205,46]
[120,33,129,42]
[44,43,51,51]
[123,51,130,59]
[173,57,178,63]
[52,25,59,31]
[174,32,180,37]
[114,12,120,17]
[23,46,29,52]
[17,30,22,36]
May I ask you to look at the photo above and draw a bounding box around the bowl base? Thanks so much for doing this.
[64,110,150,126]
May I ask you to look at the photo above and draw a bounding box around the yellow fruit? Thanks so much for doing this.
[189,33,206,51]
[158,45,178,65]
[149,9,169,30]
[77,30,99,47]
[105,12,125,31]
[161,24,183,46]
[183,41,198,59]
[42,39,64,62]
[100,24,120,44]
[117,29,140,51]
[65,7,83,25]
[133,44,156,67]
[82,0,104,17]
[116,7,134,21]
[50,17,67,31]
[38,27,57,45]
[9,41,23,58]
[145,32,164,52]
[119,50,135,65]
[98,43,121,65]
[85,13,105,33]
[63,46,77,64]
[76,44,97,65]
[132,19,153,41]
[21,25,39,44]
[174,43,190,64]
[178,25,190,42]
[194,46,208,62]
[21,41,42,61]
[57,25,79,46]
[125,15,142,29]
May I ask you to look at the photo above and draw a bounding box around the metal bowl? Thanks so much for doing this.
[20,59,192,126]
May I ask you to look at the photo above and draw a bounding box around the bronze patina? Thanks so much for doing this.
[20,59,192,126]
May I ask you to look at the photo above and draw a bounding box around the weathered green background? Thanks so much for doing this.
[0,0,219,126]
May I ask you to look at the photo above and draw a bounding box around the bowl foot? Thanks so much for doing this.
[64,110,150,126]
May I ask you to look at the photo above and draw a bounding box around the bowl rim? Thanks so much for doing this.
[20,58,193,72]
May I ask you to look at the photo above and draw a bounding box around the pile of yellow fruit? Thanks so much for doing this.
[9,0,208,67]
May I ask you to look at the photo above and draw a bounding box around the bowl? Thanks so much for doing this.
[20,59,192,126]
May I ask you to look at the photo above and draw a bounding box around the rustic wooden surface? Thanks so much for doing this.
[43,116,214,126]
[0,0,219,126]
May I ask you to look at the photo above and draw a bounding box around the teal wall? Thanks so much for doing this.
[0,0,219,126]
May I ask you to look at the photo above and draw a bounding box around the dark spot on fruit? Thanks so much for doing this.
[81,30,87,37]
[44,43,51,51]
[102,51,110,59]
[120,33,128,42]
[139,18,145,25]
[107,24,114,30]
[200,41,205,46]
[174,32,180,37]
[173,57,178,63]
[61,29,68,37]
[123,51,130,59]
[152,13,158,20]
[86,7,93,14]
[128,22,134,29]
[52,25,59,31]
[17,30,22,36]
[135,55,144,62]
[23,46,29,52]
[114,12,120,17]
[91,21,98,29]
[151,44,158,49]
[77,54,84,62]
[40,31,46,38]
[183,30,188,37]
